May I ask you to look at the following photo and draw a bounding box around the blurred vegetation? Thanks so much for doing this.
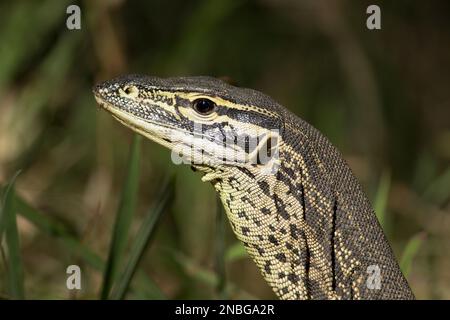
[0,0,449,299]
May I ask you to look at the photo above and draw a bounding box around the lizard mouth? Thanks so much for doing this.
[93,92,175,149]
[94,94,108,110]
[94,94,233,169]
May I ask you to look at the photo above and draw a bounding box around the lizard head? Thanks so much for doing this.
[93,74,284,179]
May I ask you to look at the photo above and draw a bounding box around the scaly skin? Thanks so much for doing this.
[93,75,414,299]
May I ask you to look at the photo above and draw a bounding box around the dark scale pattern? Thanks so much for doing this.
[94,75,415,300]
[275,253,287,263]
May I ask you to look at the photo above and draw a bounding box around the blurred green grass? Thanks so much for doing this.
[1,172,24,299]
[0,0,449,299]
[101,135,141,299]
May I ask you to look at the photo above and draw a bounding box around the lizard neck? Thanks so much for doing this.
[214,115,414,300]
[278,114,414,299]
[215,158,339,300]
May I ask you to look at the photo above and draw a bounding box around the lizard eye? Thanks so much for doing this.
[193,98,216,115]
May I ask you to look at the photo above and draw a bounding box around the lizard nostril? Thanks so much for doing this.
[120,85,139,98]
[93,84,101,94]
[93,81,110,96]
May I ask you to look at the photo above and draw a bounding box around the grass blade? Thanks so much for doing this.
[15,194,165,299]
[168,249,257,300]
[0,190,6,241]
[373,170,391,229]
[400,232,426,278]
[15,195,103,270]
[111,177,174,300]
[0,171,24,299]
[225,242,247,262]
[214,196,227,298]
[101,134,142,299]
[423,166,450,206]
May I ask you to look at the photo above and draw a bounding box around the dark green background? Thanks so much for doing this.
[0,0,449,299]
